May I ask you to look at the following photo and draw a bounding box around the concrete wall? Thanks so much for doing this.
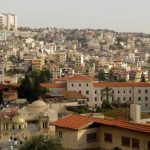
[56,127,100,150]
[67,80,94,106]
[99,125,150,150]
[56,127,78,149]
[55,124,150,150]
[93,86,150,111]
[77,127,99,149]
[50,102,78,113]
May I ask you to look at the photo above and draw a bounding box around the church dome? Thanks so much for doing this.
[11,115,25,124]
[30,100,47,107]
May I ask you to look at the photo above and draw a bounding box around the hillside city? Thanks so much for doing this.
[0,13,150,150]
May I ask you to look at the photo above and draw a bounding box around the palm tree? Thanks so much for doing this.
[100,87,113,110]
[19,135,61,150]
[101,87,113,102]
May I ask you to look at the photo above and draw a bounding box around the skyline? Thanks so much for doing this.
[0,0,150,33]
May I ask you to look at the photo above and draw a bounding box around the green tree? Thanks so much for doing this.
[18,74,32,100]
[19,135,61,150]
[30,69,53,83]
[140,72,145,82]
[30,75,46,102]
[39,69,53,83]
[17,73,47,103]
[129,70,136,81]
[98,69,105,82]
[101,99,112,111]
[117,78,127,82]
[101,87,113,102]
[108,69,115,82]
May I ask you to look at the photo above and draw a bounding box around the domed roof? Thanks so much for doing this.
[11,115,25,124]
[30,100,47,107]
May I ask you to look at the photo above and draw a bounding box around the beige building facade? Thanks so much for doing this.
[54,114,150,150]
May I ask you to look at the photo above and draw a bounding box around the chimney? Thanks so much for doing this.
[130,104,141,123]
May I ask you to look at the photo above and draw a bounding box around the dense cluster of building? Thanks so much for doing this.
[0,13,150,149]
[0,18,150,83]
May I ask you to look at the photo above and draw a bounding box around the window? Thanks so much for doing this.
[86,84,89,87]
[138,97,141,101]
[86,90,89,94]
[87,98,89,102]
[132,138,139,149]
[145,104,148,107]
[58,131,62,139]
[71,84,74,87]
[79,84,81,87]
[117,97,120,101]
[79,91,81,94]
[129,97,132,101]
[148,141,150,150]
[87,133,97,142]
[19,125,21,130]
[95,97,97,101]
[124,91,126,93]
[145,89,148,94]
[145,97,148,101]
[122,136,130,147]
[95,91,97,94]
[138,90,141,94]
[129,90,131,93]
[123,97,126,101]
[118,91,120,93]
[104,133,112,143]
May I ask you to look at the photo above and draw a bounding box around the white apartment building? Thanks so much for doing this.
[75,52,84,67]
[55,52,66,65]
[0,13,17,30]
[62,75,150,111]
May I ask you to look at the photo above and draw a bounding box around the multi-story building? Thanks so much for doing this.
[0,13,17,30]
[32,58,44,70]
[57,52,66,65]
[75,52,84,67]
[53,105,150,150]
[43,75,150,111]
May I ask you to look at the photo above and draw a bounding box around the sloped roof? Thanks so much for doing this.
[68,75,97,81]
[55,76,69,81]
[40,83,67,88]
[93,82,150,88]
[63,91,87,99]
[53,114,150,133]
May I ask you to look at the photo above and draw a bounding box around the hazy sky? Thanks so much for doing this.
[0,0,150,33]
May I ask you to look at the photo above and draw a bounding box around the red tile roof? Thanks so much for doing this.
[68,75,97,81]
[40,83,67,88]
[93,82,150,88]
[53,114,93,130]
[55,76,69,81]
[53,114,150,133]
[63,91,87,99]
